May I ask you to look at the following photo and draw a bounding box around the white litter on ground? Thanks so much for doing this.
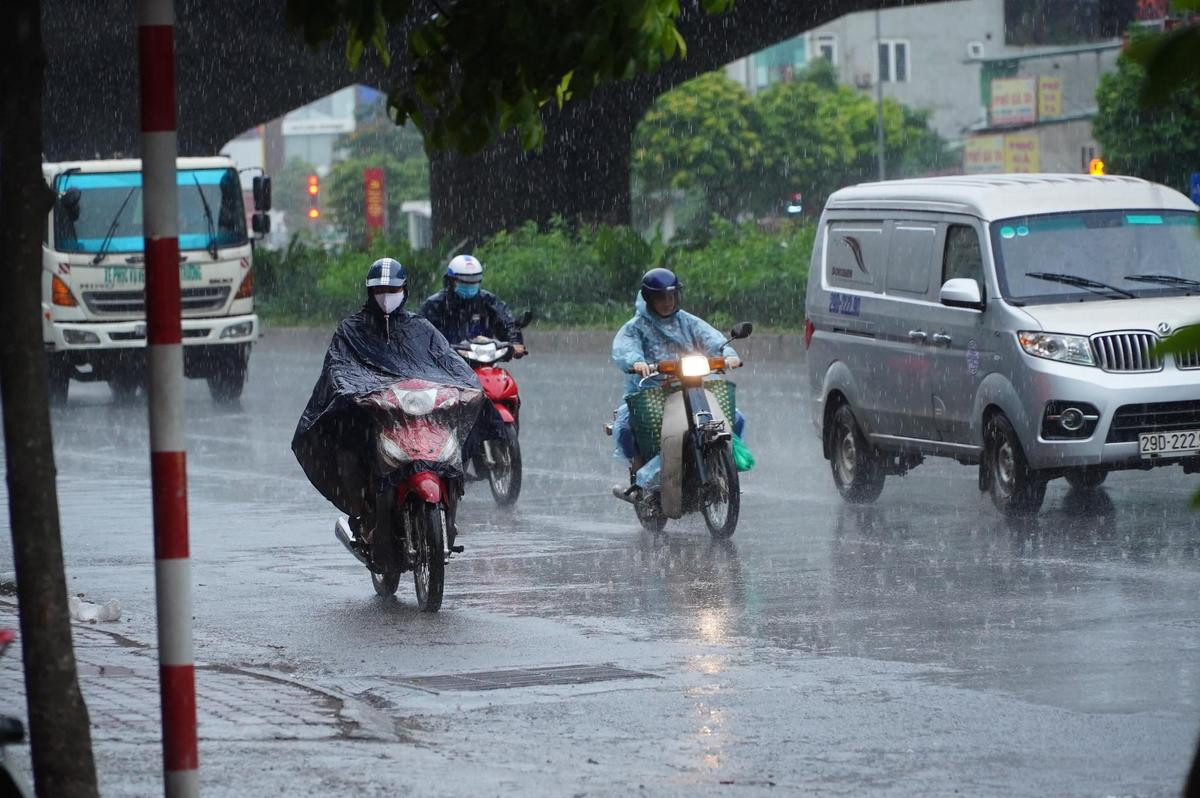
[69,595,121,623]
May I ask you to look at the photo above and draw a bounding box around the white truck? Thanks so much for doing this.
[42,156,270,403]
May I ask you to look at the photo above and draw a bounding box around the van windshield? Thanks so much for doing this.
[53,168,247,255]
[991,210,1200,305]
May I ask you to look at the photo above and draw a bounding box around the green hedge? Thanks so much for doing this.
[256,218,814,330]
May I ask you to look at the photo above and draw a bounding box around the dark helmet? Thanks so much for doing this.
[640,267,681,308]
[365,257,407,289]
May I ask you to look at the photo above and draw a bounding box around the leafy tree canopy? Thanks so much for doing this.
[633,61,951,221]
[286,0,735,153]
[1093,49,1200,194]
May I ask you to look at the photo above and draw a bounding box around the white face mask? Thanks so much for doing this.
[375,291,405,315]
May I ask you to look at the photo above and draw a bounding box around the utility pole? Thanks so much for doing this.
[136,0,200,794]
[875,5,886,181]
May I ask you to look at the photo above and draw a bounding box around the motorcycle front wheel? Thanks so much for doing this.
[701,443,740,539]
[412,503,446,612]
[371,570,400,597]
[486,427,523,507]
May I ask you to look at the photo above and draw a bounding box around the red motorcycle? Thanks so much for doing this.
[334,378,483,612]
[452,311,531,506]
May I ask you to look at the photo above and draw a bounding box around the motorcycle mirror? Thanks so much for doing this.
[516,310,533,329]
[729,322,753,340]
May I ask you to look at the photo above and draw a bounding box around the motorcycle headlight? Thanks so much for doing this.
[1017,331,1095,367]
[680,355,711,377]
[397,388,438,416]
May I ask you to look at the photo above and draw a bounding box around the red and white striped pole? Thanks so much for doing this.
[137,1,199,795]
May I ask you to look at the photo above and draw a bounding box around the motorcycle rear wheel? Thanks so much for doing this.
[412,503,446,612]
[701,443,740,539]
[486,428,523,507]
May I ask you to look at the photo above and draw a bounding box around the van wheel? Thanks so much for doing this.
[984,414,1046,516]
[1065,469,1107,491]
[828,405,885,503]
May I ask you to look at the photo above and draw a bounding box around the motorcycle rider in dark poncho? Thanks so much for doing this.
[291,257,483,545]
[419,253,519,471]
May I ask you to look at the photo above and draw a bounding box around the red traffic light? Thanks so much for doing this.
[307,174,319,196]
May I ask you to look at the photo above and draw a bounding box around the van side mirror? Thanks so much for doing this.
[729,322,753,340]
[516,310,533,329]
[252,176,272,212]
[251,212,271,236]
[940,278,984,310]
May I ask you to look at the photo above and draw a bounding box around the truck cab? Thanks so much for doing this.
[42,156,267,402]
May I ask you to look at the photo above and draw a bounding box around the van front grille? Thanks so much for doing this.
[1176,349,1200,370]
[83,286,230,315]
[1090,332,1162,372]
[1107,401,1200,443]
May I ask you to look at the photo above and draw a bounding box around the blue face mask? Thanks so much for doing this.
[455,283,481,300]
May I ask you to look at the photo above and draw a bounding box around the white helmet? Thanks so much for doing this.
[446,254,483,284]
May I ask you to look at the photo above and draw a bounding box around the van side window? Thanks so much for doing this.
[826,221,885,291]
[943,224,983,285]
[885,224,936,296]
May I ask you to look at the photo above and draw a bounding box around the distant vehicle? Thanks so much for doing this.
[41,156,271,403]
[805,174,1200,515]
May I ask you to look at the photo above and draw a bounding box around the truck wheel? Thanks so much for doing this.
[207,355,247,402]
[984,413,1046,516]
[47,355,70,406]
[109,371,141,403]
[828,404,885,503]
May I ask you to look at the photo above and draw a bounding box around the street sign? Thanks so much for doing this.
[1190,172,1200,205]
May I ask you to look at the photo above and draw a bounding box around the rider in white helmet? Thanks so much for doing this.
[419,254,526,356]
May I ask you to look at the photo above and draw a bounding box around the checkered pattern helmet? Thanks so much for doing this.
[446,254,484,284]
[365,257,407,288]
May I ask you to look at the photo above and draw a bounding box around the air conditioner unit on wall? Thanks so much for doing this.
[854,72,873,89]
[966,41,985,60]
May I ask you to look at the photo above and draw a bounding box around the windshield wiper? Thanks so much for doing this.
[91,187,138,265]
[192,174,219,260]
[1024,271,1136,299]
[1124,273,1200,291]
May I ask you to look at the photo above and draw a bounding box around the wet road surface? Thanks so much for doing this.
[2,327,1199,796]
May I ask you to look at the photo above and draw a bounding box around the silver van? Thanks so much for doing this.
[804,174,1200,515]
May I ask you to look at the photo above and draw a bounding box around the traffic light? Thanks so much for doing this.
[1088,158,1105,176]
[307,174,321,220]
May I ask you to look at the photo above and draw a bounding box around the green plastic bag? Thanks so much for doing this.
[732,434,755,472]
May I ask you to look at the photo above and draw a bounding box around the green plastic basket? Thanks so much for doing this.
[626,380,736,459]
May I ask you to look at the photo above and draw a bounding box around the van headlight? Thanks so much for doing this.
[1017,331,1095,366]
[680,355,711,377]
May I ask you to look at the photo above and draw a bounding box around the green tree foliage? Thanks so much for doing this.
[633,62,951,222]
[632,72,764,221]
[327,100,430,246]
[1094,52,1200,193]
[286,0,736,153]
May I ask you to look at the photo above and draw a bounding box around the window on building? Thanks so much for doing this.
[878,40,910,83]
[815,34,837,65]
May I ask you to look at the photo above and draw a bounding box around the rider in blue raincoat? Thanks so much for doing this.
[611,268,745,472]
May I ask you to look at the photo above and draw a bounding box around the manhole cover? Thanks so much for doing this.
[391,664,657,692]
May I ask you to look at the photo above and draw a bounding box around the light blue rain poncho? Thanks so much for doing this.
[612,294,738,395]
[611,294,743,481]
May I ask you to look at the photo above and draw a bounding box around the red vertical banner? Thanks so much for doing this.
[363,167,387,245]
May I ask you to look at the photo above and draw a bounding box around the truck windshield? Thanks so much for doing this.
[53,168,247,255]
[992,210,1200,305]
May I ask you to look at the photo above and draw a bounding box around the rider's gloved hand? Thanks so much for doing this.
[513,343,527,357]
[633,361,653,377]
[726,356,743,369]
